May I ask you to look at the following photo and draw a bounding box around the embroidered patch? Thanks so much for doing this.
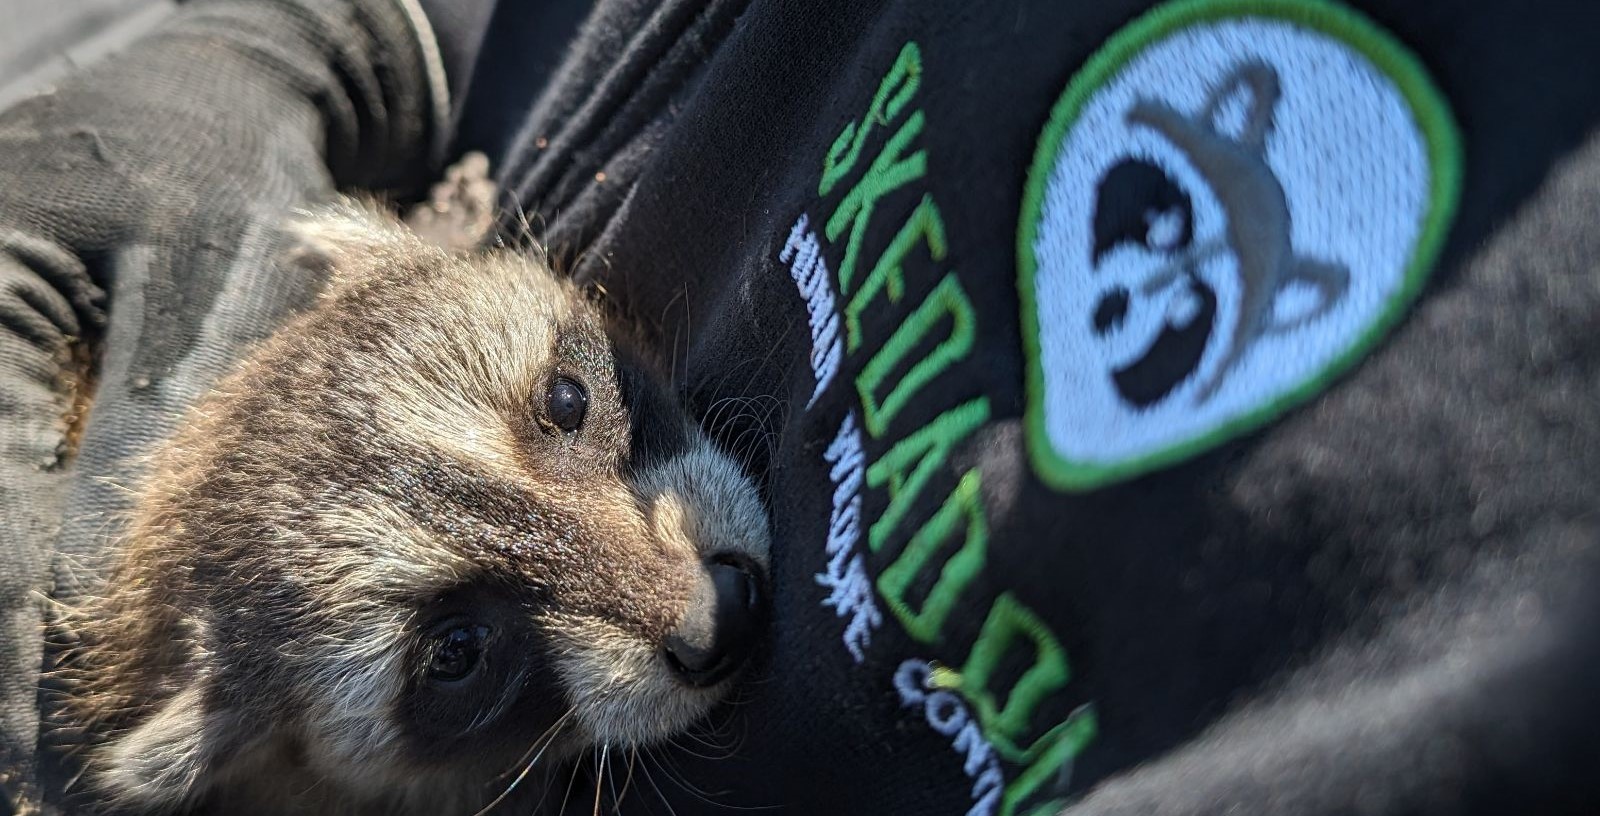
[1017,0,1461,491]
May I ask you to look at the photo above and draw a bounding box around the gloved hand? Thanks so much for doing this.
[0,1,444,809]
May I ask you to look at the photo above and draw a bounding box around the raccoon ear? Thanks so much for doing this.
[283,197,423,292]
[97,682,251,809]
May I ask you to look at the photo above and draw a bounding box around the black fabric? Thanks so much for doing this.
[2,0,1600,815]
[458,1,1600,814]
[434,0,591,163]
[489,0,752,267]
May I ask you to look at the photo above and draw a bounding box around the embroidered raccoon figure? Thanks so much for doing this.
[58,196,771,814]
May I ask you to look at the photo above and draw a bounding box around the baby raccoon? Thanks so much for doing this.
[60,199,771,814]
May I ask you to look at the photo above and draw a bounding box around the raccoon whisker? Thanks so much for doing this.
[643,748,725,802]
[290,770,332,803]
[592,743,609,816]
[669,728,735,762]
[682,721,738,758]
[725,725,753,764]
[740,394,784,435]
[503,195,537,252]
[617,746,640,812]
[557,752,585,816]
[681,283,694,395]
[706,406,752,448]
[529,745,563,816]
[647,748,781,812]
[701,723,744,762]
[730,668,779,692]
[473,705,576,816]
[739,318,797,395]
[663,736,718,762]
[467,661,533,734]
[603,743,627,814]
[729,423,776,474]
[58,748,94,793]
[685,717,731,746]
[700,319,795,416]
[669,328,681,395]
[700,395,754,434]
[568,237,604,283]
[716,402,759,431]
[637,752,681,816]
[491,704,575,783]
[700,396,778,477]
[658,285,689,393]
[86,471,140,498]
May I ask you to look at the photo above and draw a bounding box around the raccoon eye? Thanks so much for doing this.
[547,377,588,432]
[428,623,489,683]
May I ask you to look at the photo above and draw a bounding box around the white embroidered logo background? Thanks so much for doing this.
[1031,18,1432,471]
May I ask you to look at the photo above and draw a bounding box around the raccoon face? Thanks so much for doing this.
[74,202,770,812]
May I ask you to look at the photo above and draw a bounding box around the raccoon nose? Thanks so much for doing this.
[663,555,763,687]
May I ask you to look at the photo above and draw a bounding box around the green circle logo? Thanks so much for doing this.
[1017,0,1461,491]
